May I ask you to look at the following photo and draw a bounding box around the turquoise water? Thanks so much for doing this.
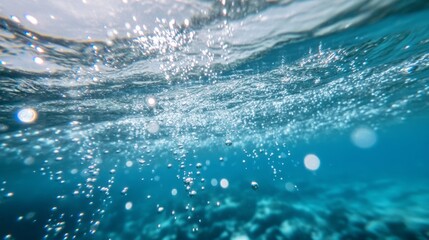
[1,1,429,239]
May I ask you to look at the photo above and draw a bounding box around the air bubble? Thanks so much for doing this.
[90,221,100,234]
[25,212,35,220]
[157,207,164,213]
[285,182,297,192]
[147,121,160,134]
[189,190,197,197]
[4,234,13,240]
[184,177,193,185]
[125,201,133,210]
[251,181,259,190]
[351,126,377,149]
[4,192,14,198]
[24,157,35,166]
[184,19,190,27]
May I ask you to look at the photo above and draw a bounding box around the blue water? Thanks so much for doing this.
[1,1,429,239]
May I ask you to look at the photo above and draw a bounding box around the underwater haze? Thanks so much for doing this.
[1,0,429,239]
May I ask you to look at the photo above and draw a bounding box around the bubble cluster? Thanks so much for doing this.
[146,121,160,134]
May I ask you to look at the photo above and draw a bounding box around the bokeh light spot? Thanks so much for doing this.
[304,154,320,171]
[210,178,218,187]
[33,57,44,64]
[220,178,229,189]
[126,160,133,167]
[146,96,157,108]
[351,126,377,149]
[147,121,160,134]
[285,182,297,192]
[24,157,35,166]
[0,124,9,132]
[17,108,38,124]
[125,202,133,210]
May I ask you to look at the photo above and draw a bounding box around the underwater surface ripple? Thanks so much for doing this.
[1,0,429,239]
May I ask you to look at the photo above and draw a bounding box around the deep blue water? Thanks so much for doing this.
[1,1,429,239]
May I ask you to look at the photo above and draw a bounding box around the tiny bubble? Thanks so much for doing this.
[189,190,197,197]
[157,207,164,213]
[4,192,14,198]
[251,181,259,190]
[4,234,13,240]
